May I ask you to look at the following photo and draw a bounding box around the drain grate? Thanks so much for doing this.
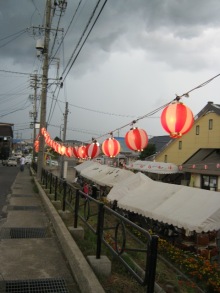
[7,206,41,211]
[4,278,69,293]
[0,228,48,239]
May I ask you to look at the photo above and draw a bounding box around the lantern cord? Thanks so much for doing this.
[91,100,173,142]
[84,73,220,143]
[178,73,220,98]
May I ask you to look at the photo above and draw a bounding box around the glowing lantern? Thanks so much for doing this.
[45,136,52,146]
[57,144,66,155]
[86,142,100,159]
[72,146,79,158]
[52,141,59,152]
[41,127,46,136]
[34,140,39,153]
[125,127,148,151]
[161,101,194,138]
[102,137,120,158]
[65,146,72,157]
[78,146,87,159]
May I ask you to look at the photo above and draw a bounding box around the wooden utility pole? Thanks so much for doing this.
[30,72,39,161]
[37,0,52,179]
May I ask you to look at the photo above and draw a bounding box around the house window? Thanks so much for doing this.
[209,119,213,130]
[201,175,217,191]
[179,141,182,150]
[196,125,200,135]
[164,155,167,163]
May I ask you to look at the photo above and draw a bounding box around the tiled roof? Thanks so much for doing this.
[148,135,172,153]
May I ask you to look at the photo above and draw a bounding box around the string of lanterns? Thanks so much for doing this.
[35,98,195,159]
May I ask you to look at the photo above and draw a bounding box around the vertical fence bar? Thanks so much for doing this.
[74,189,80,228]
[45,171,48,189]
[62,180,67,211]
[49,173,52,194]
[146,235,158,293]
[41,168,44,184]
[96,202,104,259]
[54,176,58,201]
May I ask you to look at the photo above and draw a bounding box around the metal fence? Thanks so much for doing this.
[40,168,158,293]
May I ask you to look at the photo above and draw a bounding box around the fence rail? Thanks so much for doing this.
[40,168,158,293]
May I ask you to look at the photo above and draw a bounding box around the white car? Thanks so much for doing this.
[25,156,32,165]
[7,157,18,167]
[46,160,59,166]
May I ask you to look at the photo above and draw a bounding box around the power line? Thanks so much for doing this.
[89,73,220,142]
[0,69,33,76]
[62,0,108,81]
[49,0,84,64]
[0,29,27,49]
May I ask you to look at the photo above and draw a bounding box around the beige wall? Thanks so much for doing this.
[155,112,220,165]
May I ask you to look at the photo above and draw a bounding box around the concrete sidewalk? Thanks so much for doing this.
[0,167,105,293]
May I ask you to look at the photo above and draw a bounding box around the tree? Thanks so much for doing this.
[54,136,62,142]
[139,143,156,160]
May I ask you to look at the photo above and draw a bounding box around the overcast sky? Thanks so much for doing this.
[1,0,220,143]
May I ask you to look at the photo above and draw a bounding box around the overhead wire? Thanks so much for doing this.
[0,29,27,49]
[49,0,83,63]
[62,0,108,82]
[46,0,83,124]
[88,73,220,143]
[46,0,109,126]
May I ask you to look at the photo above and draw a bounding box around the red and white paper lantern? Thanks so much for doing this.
[78,146,87,159]
[86,142,100,159]
[161,101,194,138]
[72,146,79,158]
[102,138,120,158]
[125,127,148,151]
[65,146,73,157]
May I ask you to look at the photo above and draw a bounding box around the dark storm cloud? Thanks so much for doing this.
[1,0,220,72]
[0,0,44,67]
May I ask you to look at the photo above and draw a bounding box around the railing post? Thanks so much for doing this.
[96,202,104,259]
[146,235,158,293]
[49,172,52,194]
[54,176,58,201]
[74,189,80,228]
[45,171,48,189]
[41,168,44,184]
[62,180,67,211]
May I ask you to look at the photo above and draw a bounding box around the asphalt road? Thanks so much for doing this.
[0,163,19,218]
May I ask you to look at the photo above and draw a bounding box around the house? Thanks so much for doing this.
[180,148,220,191]
[0,123,14,159]
[154,101,220,165]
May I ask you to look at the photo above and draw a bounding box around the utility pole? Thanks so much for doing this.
[60,102,68,178]
[37,0,52,179]
[30,72,39,160]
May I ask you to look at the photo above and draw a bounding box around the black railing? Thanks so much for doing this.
[41,169,158,293]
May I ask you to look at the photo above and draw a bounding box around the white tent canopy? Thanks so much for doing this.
[107,172,220,234]
[76,162,220,233]
[75,161,134,187]
[126,160,179,174]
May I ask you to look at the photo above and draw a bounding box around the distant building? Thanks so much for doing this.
[148,135,173,153]
[0,123,14,159]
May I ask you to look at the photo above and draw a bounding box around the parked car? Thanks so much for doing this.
[25,156,32,165]
[7,157,18,167]
[46,160,59,166]
[2,159,8,166]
